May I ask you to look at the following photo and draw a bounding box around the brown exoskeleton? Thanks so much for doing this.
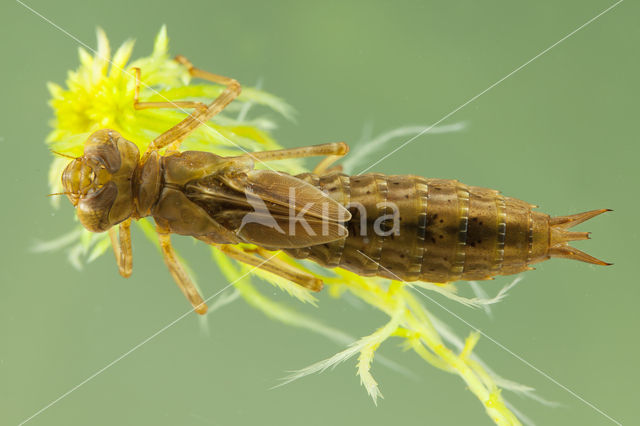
[60,56,610,314]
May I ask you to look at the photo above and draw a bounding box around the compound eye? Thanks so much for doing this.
[84,129,122,173]
[77,181,118,232]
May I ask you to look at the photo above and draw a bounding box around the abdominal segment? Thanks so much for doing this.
[285,173,553,282]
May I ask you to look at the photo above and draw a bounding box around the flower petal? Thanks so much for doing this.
[111,38,136,76]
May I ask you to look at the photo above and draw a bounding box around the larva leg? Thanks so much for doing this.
[108,219,133,278]
[157,226,208,314]
[313,154,343,174]
[146,55,242,153]
[237,142,349,166]
[132,67,207,111]
[217,244,323,292]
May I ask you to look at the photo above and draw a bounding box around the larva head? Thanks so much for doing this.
[61,129,140,232]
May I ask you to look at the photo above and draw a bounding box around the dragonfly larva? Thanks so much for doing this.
[58,55,610,314]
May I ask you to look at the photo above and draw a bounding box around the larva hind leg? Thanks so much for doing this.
[108,219,133,278]
[240,142,348,163]
[157,226,208,314]
[313,154,344,174]
[232,142,348,173]
[216,244,323,292]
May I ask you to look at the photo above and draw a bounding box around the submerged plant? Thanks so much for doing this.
[40,27,544,425]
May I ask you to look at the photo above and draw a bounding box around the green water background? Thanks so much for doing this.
[1,1,637,425]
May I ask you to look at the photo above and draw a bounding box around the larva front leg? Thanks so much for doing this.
[131,67,208,112]
[108,219,133,278]
[147,55,242,153]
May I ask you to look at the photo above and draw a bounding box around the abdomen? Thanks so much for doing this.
[286,173,553,282]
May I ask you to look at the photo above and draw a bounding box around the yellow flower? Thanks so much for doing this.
[41,27,540,426]
[46,26,299,204]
